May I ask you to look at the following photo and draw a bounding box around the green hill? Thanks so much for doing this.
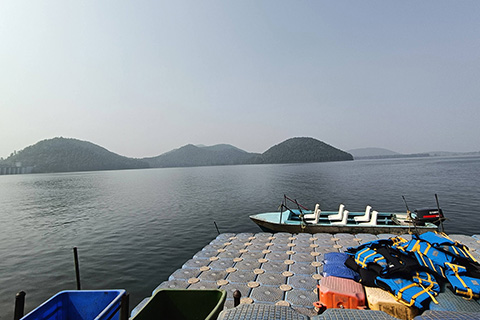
[145,137,352,167]
[144,144,262,168]
[1,137,149,173]
[261,137,353,163]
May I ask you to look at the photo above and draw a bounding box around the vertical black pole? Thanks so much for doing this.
[73,247,81,290]
[214,221,220,235]
[233,290,241,307]
[435,194,445,233]
[120,292,129,320]
[13,291,26,320]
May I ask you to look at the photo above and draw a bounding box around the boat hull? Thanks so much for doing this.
[250,214,437,235]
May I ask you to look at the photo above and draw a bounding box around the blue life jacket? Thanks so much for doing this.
[376,271,440,309]
[395,232,480,299]
[418,232,477,263]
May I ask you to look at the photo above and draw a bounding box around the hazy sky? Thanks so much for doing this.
[1,1,479,158]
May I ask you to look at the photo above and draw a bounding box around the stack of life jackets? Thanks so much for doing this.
[346,232,480,310]
[394,232,480,300]
[345,236,440,310]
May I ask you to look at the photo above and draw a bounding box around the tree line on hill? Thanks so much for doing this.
[0,137,353,174]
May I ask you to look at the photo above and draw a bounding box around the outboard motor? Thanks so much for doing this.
[411,208,445,226]
[403,194,446,232]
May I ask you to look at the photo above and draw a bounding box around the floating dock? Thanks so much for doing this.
[133,232,480,318]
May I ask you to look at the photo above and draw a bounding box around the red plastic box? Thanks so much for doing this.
[314,276,366,310]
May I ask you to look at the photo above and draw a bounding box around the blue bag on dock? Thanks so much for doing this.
[322,252,359,281]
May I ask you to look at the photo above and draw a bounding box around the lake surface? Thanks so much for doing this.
[1,156,480,318]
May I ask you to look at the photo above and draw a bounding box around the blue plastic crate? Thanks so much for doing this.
[21,290,126,320]
[322,262,359,280]
[322,252,359,281]
[323,252,349,264]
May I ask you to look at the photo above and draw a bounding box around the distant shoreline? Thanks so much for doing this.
[354,152,480,160]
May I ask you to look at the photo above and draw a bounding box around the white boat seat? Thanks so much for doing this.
[354,205,372,223]
[304,204,320,220]
[313,204,322,224]
[359,210,379,226]
[331,210,349,225]
[328,204,345,221]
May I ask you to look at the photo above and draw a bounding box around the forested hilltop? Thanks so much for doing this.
[142,137,352,167]
[143,144,263,167]
[0,137,149,173]
[262,137,353,163]
[0,137,353,173]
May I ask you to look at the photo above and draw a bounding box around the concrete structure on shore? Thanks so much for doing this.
[0,162,34,175]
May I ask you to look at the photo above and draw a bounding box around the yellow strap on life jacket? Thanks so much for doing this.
[423,243,431,255]
[457,246,467,258]
[440,266,446,278]
[410,240,427,267]
[418,282,439,304]
[465,248,478,263]
[455,288,476,300]
[411,240,421,252]
[420,243,440,272]
[412,272,439,304]
[439,231,450,240]
[417,251,430,269]
[374,256,385,264]
[396,283,418,307]
[427,255,438,272]
[392,236,408,246]
[435,232,477,262]
[455,245,477,263]
[411,241,444,275]
[452,245,461,256]
[413,271,437,288]
[356,248,375,268]
[446,262,474,300]
[446,262,467,274]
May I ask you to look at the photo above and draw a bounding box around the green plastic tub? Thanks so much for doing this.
[131,289,226,320]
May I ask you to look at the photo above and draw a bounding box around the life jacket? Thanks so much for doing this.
[376,271,440,309]
[394,231,480,300]
[416,232,478,264]
[346,236,440,309]
[347,237,419,277]
[444,262,480,299]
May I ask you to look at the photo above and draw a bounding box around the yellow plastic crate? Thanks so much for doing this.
[365,286,420,320]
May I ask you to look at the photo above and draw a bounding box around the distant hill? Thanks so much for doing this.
[144,137,353,168]
[143,144,262,167]
[262,137,353,164]
[200,144,247,153]
[0,137,149,173]
[348,147,400,158]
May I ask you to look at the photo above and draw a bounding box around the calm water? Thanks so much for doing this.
[1,156,480,318]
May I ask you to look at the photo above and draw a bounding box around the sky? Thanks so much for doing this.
[1,1,479,158]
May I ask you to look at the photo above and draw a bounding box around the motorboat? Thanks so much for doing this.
[250,195,444,235]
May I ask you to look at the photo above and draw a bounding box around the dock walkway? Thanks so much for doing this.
[133,232,480,318]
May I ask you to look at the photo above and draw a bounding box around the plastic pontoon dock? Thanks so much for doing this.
[133,232,480,319]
